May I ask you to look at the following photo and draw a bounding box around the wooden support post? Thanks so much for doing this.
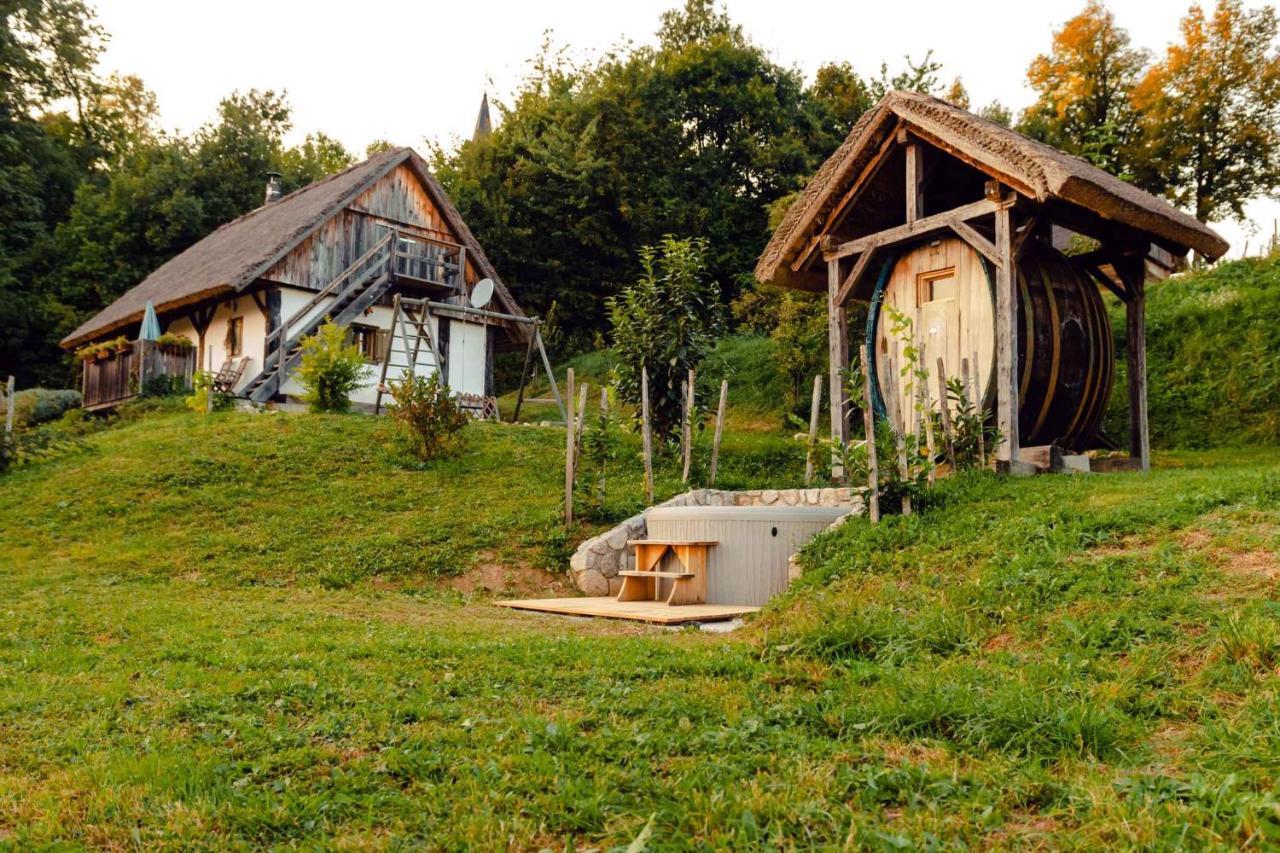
[564,368,575,526]
[1125,274,1150,472]
[641,366,654,503]
[710,379,728,486]
[936,357,957,470]
[681,368,694,483]
[828,259,850,481]
[805,373,823,485]
[905,142,922,223]
[206,346,214,414]
[511,324,537,422]
[859,344,880,523]
[993,204,1019,469]
[972,349,985,467]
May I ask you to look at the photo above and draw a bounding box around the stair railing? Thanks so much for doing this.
[266,229,397,355]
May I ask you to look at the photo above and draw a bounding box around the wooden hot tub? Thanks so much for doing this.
[644,505,848,606]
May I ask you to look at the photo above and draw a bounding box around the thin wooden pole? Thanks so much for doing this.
[710,379,728,487]
[575,382,589,451]
[598,387,609,501]
[641,366,654,504]
[882,357,911,516]
[534,329,566,423]
[973,348,985,467]
[936,356,957,470]
[564,368,575,526]
[919,363,936,487]
[805,373,823,485]
[859,344,880,523]
[206,345,214,413]
[681,368,694,483]
[511,324,537,422]
[4,375,14,438]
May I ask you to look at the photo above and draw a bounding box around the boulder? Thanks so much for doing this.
[577,568,610,596]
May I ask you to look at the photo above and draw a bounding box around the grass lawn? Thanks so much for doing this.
[2,408,1279,847]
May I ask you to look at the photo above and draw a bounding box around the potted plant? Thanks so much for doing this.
[156,332,193,356]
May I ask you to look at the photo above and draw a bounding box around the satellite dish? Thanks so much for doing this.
[469,277,496,309]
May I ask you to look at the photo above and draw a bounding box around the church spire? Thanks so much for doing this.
[473,92,492,142]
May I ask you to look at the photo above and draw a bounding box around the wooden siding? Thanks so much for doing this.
[262,164,474,291]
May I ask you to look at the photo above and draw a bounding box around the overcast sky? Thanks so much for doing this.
[93,0,1278,257]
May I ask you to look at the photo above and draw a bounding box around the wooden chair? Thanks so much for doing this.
[617,539,717,606]
[212,356,249,393]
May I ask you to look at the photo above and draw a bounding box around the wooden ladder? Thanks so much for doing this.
[617,539,717,606]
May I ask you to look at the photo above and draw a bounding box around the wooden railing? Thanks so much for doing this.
[81,341,196,410]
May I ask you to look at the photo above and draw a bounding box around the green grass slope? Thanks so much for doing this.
[1107,256,1280,448]
[2,410,1280,846]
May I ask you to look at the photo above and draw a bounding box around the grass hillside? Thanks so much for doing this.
[1108,256,1280,448]
[2,406,1280,846]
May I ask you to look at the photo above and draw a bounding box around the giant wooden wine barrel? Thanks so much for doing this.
[867,235,1112,450]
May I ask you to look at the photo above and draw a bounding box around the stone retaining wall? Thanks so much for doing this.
[569,487,860,595]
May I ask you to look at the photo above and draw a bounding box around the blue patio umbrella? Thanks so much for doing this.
[139,300,161,341]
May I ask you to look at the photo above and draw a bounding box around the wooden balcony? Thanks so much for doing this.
[390,233,465,291]
[82,341,196,411]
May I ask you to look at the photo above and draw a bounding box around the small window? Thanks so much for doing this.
[225,316,244,357]
[917,267,957,305]
[350,323,385,363]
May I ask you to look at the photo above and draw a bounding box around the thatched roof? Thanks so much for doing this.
[62,147,524,348]
[756,91,1229,290]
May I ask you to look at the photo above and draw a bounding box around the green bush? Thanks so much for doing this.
[2,388,82,427]
[295,323,369,413]
[387,372,469,460]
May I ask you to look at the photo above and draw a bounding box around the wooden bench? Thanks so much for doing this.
[617,539,717,606]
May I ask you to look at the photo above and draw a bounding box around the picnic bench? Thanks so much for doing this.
[618,539,717,606]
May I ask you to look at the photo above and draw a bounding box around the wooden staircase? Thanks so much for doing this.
[243,233,397,403]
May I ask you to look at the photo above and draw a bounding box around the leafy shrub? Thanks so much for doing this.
[295,323,368,413]
[387,372,468,460]
[141,374,187,397]
[2,388,82,427]
[576,389,623,515]
[185,371,233,413]
[607,235,723,440]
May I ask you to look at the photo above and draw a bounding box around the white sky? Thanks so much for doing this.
[92,0,1278,258]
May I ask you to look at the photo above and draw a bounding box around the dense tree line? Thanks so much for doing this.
[2,0,1278,389]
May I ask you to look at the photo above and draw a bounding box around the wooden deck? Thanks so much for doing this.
[496,597,758,625]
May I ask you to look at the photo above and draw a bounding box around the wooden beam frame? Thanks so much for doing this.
[824,197,1003,261]
[827,258,850,479]
[994,206,1019,469]
[1113,254,1150,473]
[790,120,905,274]
[834,248,877,306]
[948,219,1001,268]
[904,138,923,223]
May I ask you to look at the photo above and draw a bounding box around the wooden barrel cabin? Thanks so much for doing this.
[867,235,1113,450]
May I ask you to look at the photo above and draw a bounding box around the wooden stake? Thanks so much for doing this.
[598,387,609,501]
[564,368,575,526]
[575,382,589,452]
[534,329,566,423]
[4,375,14,438]
[681,368,694,483]
[859,345,880,523]
[918,344,936,487]
[882,357,911,516]
[641,366,654,504]
[710,379,728,486]
[206,345,214,414]
[805,373,823,485]
[936,357,956,470]
[973,349,985,467]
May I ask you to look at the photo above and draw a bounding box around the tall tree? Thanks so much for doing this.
[1020,0,1147,176]
[1132,0,1280,224]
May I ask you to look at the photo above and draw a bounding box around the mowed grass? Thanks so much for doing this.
[2,408,1280,847]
